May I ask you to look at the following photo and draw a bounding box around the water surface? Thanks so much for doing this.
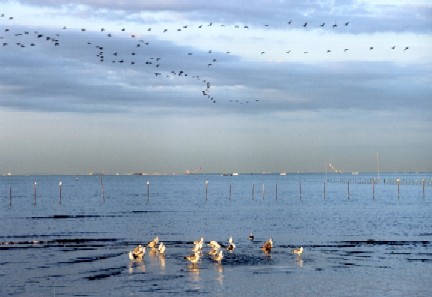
[1,173,431,296]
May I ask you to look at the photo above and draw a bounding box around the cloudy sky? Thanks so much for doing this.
[1,0,431,175]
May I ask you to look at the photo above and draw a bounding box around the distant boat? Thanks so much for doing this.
[280,172,287,176]
[352,171,359,175]
[232,173,239,176]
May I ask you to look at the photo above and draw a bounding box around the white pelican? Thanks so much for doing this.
[213,250,224,263]
[193,237,204,245]
[184,251,201,264]
[292,246,303,255]
[158,242,166,255]
[208,240,221,249]
[147,236,159,248]
[129,244,145,260]
[192,237,204,253]
[262,238,273,254]
[227,237,236,251]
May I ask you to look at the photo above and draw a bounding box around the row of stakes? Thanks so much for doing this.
[5,177,428,206]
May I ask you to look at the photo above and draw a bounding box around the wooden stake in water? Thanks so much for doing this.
[229,183,232,200]
[372,179,375,199]
[397,178,400,198]
[422,179,425,198]
[146,180,150,203]
[9,186,12,206]
[205,181,208,201]
[59,181,62,205]
[252,184,255,200]
[323,182,326,199]
[347,181,350,199]
[299,182,302,199]
[100,176,105,202]
[275,184,278,200]
[33,181,37,205]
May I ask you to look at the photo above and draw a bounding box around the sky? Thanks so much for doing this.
[0,0,431,175]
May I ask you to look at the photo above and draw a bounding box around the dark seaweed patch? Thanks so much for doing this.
[59,252,123,264]
[341,240,431,247]
[85,267,123,280]
[407,258,432,263]
[219,252,273,266]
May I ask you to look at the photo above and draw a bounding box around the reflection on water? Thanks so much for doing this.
[296,255,304,267]
[187,263,201,289]
[215,263,224,285]
[128,261,146,274]
[159,254,166,271]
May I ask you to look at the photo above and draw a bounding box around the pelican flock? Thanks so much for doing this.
[128,234,305,271]
[0,12,411,106]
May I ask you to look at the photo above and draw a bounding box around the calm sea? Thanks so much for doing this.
[1,173,431,296]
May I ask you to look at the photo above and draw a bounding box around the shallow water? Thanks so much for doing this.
[1,173,431,296]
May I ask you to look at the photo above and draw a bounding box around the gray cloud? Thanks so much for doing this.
[8,0,432,33]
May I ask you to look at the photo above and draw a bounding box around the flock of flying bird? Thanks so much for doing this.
[1,12,410,105]
[128,234,304,266]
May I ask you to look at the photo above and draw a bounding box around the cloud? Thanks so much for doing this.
[8,0,432,33]
[1,0,431,173]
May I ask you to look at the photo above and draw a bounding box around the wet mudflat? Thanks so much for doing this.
[1,173,431,296]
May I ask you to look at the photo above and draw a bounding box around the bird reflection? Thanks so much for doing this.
[187,264,201,282]
[128,261,146,274]
[159,255,166,271]
[215,263,224,285]
[296,255,303,267]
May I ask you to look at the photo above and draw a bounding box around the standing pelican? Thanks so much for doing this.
[147,236,159,248]
[262,238,273,254]
[213,250,224,263]
[158,242,166,256]
[128,245,146,260]
[292,246,304,256]
[185,251,201,264]
[227,236,236,251]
